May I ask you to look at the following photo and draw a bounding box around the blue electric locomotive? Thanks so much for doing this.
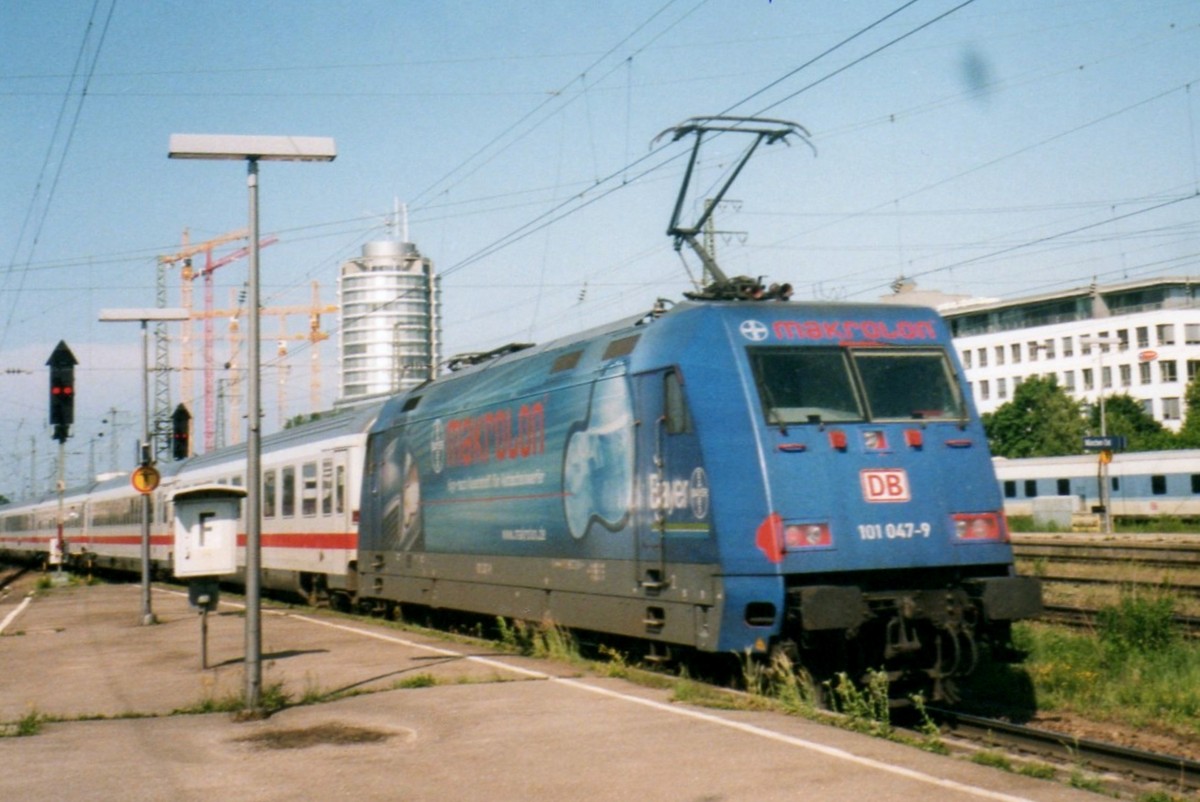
[357,296,1041,698]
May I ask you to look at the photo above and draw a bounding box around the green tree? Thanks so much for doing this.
[983,375,1086,457]
[1088,393,1176,451]
[1179,375,1200,447]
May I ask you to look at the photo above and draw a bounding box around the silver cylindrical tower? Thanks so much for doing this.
[337,239,441,404]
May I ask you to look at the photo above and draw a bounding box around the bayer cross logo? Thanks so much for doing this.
[739,319,769,341]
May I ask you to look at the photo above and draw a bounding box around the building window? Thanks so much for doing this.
[1097,331,1111,352]
[978,348,988,368]
[1187,323,1200,345]
[1136,326,1150,348]
[1063,370,1076,390]
[997,378,1007,399]
[1011,343,1021,363]
[1163,397,1181,420]
[1188,360,1200,382]
[1157,324,1176,345]
[1042,339,1055,359]
[1142,398,1154,417]
[1161,360,1178,383]
[1139,362,1152,385]
[1119,364,1131,387]
[995,346,1005,366]
[1117,329,1129,351]
[1083,368,1094,390]
[1028,341,1040,361]
[980,380,990,400]
[962,349,972,369]
[1102,366,1112,389]
[1151,475,1168,495]
[1062,336,1073,357]
[1014,376,1024,390]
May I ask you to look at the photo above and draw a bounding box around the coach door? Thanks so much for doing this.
[633,367,707,591]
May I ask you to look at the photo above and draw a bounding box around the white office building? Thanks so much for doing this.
[884,278,1200,431]
[337,239,441,405]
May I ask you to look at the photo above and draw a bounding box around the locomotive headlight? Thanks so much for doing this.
[951,512,1005,541]
[784,523,831,549]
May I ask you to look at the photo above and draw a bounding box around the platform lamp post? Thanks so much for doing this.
[168,134,336,713]
[99,308,189,625]
[1079,335,1123,535]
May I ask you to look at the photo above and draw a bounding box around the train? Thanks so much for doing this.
[995,449,1200,523]
[0,293,1041,702]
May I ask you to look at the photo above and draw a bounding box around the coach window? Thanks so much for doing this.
[1151,475,1167,495]
[321,460,334,516]
[1056,478,1069,495]
[1003,480,1017,498]
[336,465,346,514]
[282,466,296,518]
[263,470,277,518]
[1191,475,1200,494]
[1024,480,1037,498]
[302,462,318,517]
[664,370,691,434]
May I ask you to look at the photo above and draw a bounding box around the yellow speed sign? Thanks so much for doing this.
[131,464,160,494]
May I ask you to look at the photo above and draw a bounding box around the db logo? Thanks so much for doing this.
[860,469,910,503]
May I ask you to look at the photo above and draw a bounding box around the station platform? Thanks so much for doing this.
[0,578,1099,801]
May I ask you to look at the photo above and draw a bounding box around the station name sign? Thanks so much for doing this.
[1082,435,1127,452]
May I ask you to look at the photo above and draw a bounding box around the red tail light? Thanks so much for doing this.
[952,512,1006,542]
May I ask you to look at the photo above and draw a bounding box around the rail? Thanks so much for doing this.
[927,707,1200,793]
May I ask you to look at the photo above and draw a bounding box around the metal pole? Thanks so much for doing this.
[140,319,155,625]
[244,157,263,711]
[55,440,65,578]
[1099,357,1112,535]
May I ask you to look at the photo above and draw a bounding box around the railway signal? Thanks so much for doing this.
[172,403,191,460]
[47,340,77,443]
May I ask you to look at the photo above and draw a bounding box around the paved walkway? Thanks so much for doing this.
[0,580,1102,801]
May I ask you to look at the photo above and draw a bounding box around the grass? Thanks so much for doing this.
[0,708,46,737]
[1012,587,1200,741]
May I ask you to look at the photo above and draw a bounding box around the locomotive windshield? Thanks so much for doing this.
[749,346,964,425]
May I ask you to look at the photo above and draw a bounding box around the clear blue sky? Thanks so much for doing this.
[2,0,1198,497]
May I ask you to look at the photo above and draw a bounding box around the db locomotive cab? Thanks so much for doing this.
[732,308,1041,698]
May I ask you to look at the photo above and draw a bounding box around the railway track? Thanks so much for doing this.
[928,707,1200,794]
[1011,533,1200,598]
[1039,602,1200,637]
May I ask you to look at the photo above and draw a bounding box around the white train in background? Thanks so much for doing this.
[0,403,381,606]
[994,449,1200,521]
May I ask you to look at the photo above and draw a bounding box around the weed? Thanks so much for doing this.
[174,680,290,716]
[1097,588,1177,657]
[971,750,1013,772]
[395,673,437,689]
[1137,792,1188,802]
[5,708,45,737]
[598,645,631,678]
[494,616,578,661]
[908,693,947,754]
[1067,769,1105,793]
[826,670,891,736]
[1016,762,1056,780]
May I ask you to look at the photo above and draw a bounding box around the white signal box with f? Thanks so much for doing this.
[172,485,246,577]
